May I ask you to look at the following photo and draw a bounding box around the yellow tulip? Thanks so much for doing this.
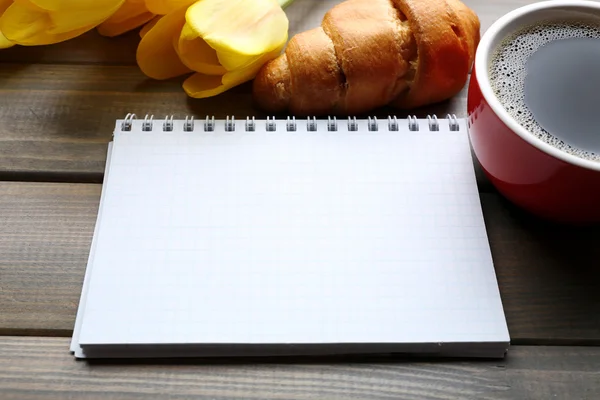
[136,0,289,99]
[144,0,195,15]
[139,15,160,38]
[97,0,155,37]
[0,0,13,49]
[0,0,124,46]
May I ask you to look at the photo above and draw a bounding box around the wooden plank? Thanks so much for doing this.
[0,182,100,336]
[1,182,599,343]
[0,0,539,65]
[0,30,140,65]
[0,338,599,400]
[0,64,487,185]
[483,194,600,345]
[0,64,251,183]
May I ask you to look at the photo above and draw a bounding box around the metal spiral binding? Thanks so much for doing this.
[348,116,358,131]
[266,116,277,131]
[121,113,136,131]
[286,116,296,132]
[246,116,256,131]
[327,116,337,131]
[225,116,235,132]
[120,114,461,133]
[447,114,460,131]
[368,117,378,131]
[428,115,439,131]
[142,114,154,131]
[307,117,317,132]
[163,115,174,132]
[388,116,399,131]
[203,116,214,132]
[408,115,419,131]
[183,116,194,132]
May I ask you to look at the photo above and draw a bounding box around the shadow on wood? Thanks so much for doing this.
[483,193,600,345]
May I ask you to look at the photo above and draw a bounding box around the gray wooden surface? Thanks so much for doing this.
[0,62,471,183]
[1,0,599,398]
[1,337,599,400]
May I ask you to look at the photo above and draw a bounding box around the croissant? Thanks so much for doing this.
[252,0,480,116]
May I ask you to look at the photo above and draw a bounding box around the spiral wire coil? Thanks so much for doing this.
[120,114,462,132]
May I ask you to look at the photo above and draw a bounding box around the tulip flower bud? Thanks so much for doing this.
[137,0,289,99]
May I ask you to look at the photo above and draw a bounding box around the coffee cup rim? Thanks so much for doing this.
[474,0,600,172]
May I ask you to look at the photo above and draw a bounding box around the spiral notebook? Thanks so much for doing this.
[70,114,510,359]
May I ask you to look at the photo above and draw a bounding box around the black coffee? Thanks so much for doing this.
[489,20,600,163]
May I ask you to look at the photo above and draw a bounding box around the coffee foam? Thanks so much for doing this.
[489,20,600,163]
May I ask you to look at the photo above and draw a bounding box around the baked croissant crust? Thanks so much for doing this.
[252,0,480,115]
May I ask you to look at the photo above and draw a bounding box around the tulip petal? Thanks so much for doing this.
[177,22,225,75]
[46,5,124,34]
[183,47,281,98]
[1,0,124,45]
[0,0,13,48]
[214,49,260,72]
[182,74,226,98]
[97,12,154,37]
[136,5,191,80]
[144,0,194,15]
[139,15,160,38]
[0,30,13,49]
[223,48,281,86]
[98,0,154,37]
[0,3,56,45]
[185,0,288,56]
[0,0,11,13]
[26,0,121,10]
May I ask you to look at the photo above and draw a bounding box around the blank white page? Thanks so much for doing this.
[76,117,509,351]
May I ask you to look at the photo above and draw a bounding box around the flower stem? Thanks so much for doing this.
[278,0,295,9]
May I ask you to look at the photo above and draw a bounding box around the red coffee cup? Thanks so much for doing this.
[467,0,600,225]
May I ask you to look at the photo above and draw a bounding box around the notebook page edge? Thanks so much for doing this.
[77,340,510,359]
[70,139,115,358]
[457,119,511,343]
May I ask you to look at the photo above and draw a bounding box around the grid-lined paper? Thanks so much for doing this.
[75,117,509,355]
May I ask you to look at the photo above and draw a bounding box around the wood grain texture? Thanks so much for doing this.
[0,30,141,65]
[1,182,599,343]
[0,182,100,336]
[0,63,481,184]
[0,338,599,400]
[482,195,600,345]
[0,0,539,65]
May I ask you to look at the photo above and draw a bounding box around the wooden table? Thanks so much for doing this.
[1,1,599,398]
